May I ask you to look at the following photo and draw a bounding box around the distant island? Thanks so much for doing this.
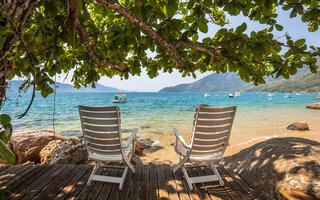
[159,68,320,93]
[7,80,124,93]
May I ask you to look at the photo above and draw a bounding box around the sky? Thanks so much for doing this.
[40,7,320,92]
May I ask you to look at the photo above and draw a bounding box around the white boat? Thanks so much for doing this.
[204,92,210,97]
[268,98,272,101]
[296,93,301,95]
[285,94,292,98]
[112,94,127,103]
[235,92,240,97]
[268,93,274,97]
[228,93,234,98]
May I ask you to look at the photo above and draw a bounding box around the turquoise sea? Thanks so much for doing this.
[2,92,319,139]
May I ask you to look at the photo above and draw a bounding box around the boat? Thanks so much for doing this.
[228,93,234,98]
[285,94,292,98]
[235,92,240,97]
[268,93,274,97]
[296,93,301,95]
[268,98,272,101]
[112,94,127,103]
[204,92,210,97]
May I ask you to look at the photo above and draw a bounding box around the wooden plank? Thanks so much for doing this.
[79,105,117,112]
[84,130,119,139]
[194,131,229,140]
[83,124,119,132]
[106,169,121,200]
[55,165,92,200]
[194,166,222,200]
[0,165,30,186]
[82,118,118,126]
[224,167,262,200]
[196,125,231,133]
[129,164,142,200]
[192,143,225,151]
[164,165,180,200]
[117,167,134,200]
[81,111,118,119]
[203,166,232,200]
[157,165,169,199]
[87,147,121,155]
[140,164,150,200]
[149,163,158,200]
[172,168,191,200]
[197,119,232,126]
[215,166,242,200]
[75,167,104,200]
[0,165,34,190]
[198,112,234,119]
[0,166,10,175]
[7,165,54,199]
[86,168,112,200]
[190,147,224,156]
[32,165,77,200]
[87,143,120,151]
[95,168,119,200]
[21,165,69,200]
[193,137,227,146]
[218,166,252,200]
[187,167,211,200]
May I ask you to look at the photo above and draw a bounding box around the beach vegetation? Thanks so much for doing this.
[0,114,15,165]
[0,0,319,111]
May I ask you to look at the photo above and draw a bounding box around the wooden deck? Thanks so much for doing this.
[0,164,261,200]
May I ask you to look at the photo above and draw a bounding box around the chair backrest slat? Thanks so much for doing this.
[190,106,236,158]
[79,105,123,158]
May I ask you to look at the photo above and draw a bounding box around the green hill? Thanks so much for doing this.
[159,69,320,93]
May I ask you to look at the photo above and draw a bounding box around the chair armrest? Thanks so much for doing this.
[173,128,190,149]
[123,128,138,148]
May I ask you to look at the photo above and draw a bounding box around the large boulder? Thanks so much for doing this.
[50,137,88,164]
[306,102,320,109]
[316,95,320,100]
[40,140,63,164]
[135,137,163,156]
[223,137,320,200]
[286,121,309,131]
[10,130,64,164]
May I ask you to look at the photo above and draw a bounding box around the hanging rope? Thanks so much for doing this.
[53,74,57,138]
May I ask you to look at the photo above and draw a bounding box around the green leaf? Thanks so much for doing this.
[0,26,12,35]
[0,35,3,50]
[275,24,283,31]
[166,4,175,18]
[0,114,11,126]
[236,23,247,33]
[294,39,306,47]
[0,140,15,165]
[199,21,208,33]
[187,0,195,9]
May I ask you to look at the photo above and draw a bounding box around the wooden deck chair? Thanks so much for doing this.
[172,105,237,190]
[78,105,138,190]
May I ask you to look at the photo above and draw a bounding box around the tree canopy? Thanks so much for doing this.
[0,0,319,109]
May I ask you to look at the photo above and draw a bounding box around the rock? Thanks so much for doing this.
[223,137,320,200]
[135,137,163,156]
[50,137,88,164]
[306,103,320,109]
[316,95,320,100]
[287,121,309,131]
[139,125,151,129]
[40,140,63,164]
[10,130,64,164]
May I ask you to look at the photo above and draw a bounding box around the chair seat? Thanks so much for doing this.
[88,145,133,162]
[189,154,222,162]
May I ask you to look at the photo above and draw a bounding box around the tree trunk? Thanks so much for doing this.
[0,0,36,109]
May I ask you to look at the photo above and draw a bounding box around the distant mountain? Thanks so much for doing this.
[7,80,123,92]
[159,68,320,93]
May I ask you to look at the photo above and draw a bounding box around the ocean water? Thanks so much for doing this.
[2,92,320,141]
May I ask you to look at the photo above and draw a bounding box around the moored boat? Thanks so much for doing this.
[235,92,240,97]
[268,93,274,97]
[228,93,234,98]
[112,94,127,103]
[285,94,292,98]
[204,92,210,97]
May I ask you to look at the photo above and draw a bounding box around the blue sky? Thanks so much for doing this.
[59,8,320,92]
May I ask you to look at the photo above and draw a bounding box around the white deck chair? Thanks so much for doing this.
[173,105,237,190]
[78,105,138,190]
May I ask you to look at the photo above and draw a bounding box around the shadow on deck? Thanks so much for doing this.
[0,164,261,200]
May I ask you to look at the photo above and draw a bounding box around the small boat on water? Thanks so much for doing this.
[285,94,292,98]
[228,93,234,98]
[268,93,274,97]
[296,93,301,95]
[112,94,127,103]
[204,92,210,97]
[235,92,240,97]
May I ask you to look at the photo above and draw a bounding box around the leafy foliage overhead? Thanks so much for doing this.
[0,0,320,100]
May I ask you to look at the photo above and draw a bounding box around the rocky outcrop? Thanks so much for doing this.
[287,121,309,131]
[40,140,63,164]
[306,102,320,109]
[135,137,163,156]
[50,137,88,164]
[223,137,320,200]
[316,95,320,100]
[10,130,64,164]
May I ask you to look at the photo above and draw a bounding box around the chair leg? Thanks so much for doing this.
[124,155,135,173]
[119,166,129,190]
[182,166,193,190]
[173,156,188,172]
[209,162,224,186]
[87,164,98,186]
